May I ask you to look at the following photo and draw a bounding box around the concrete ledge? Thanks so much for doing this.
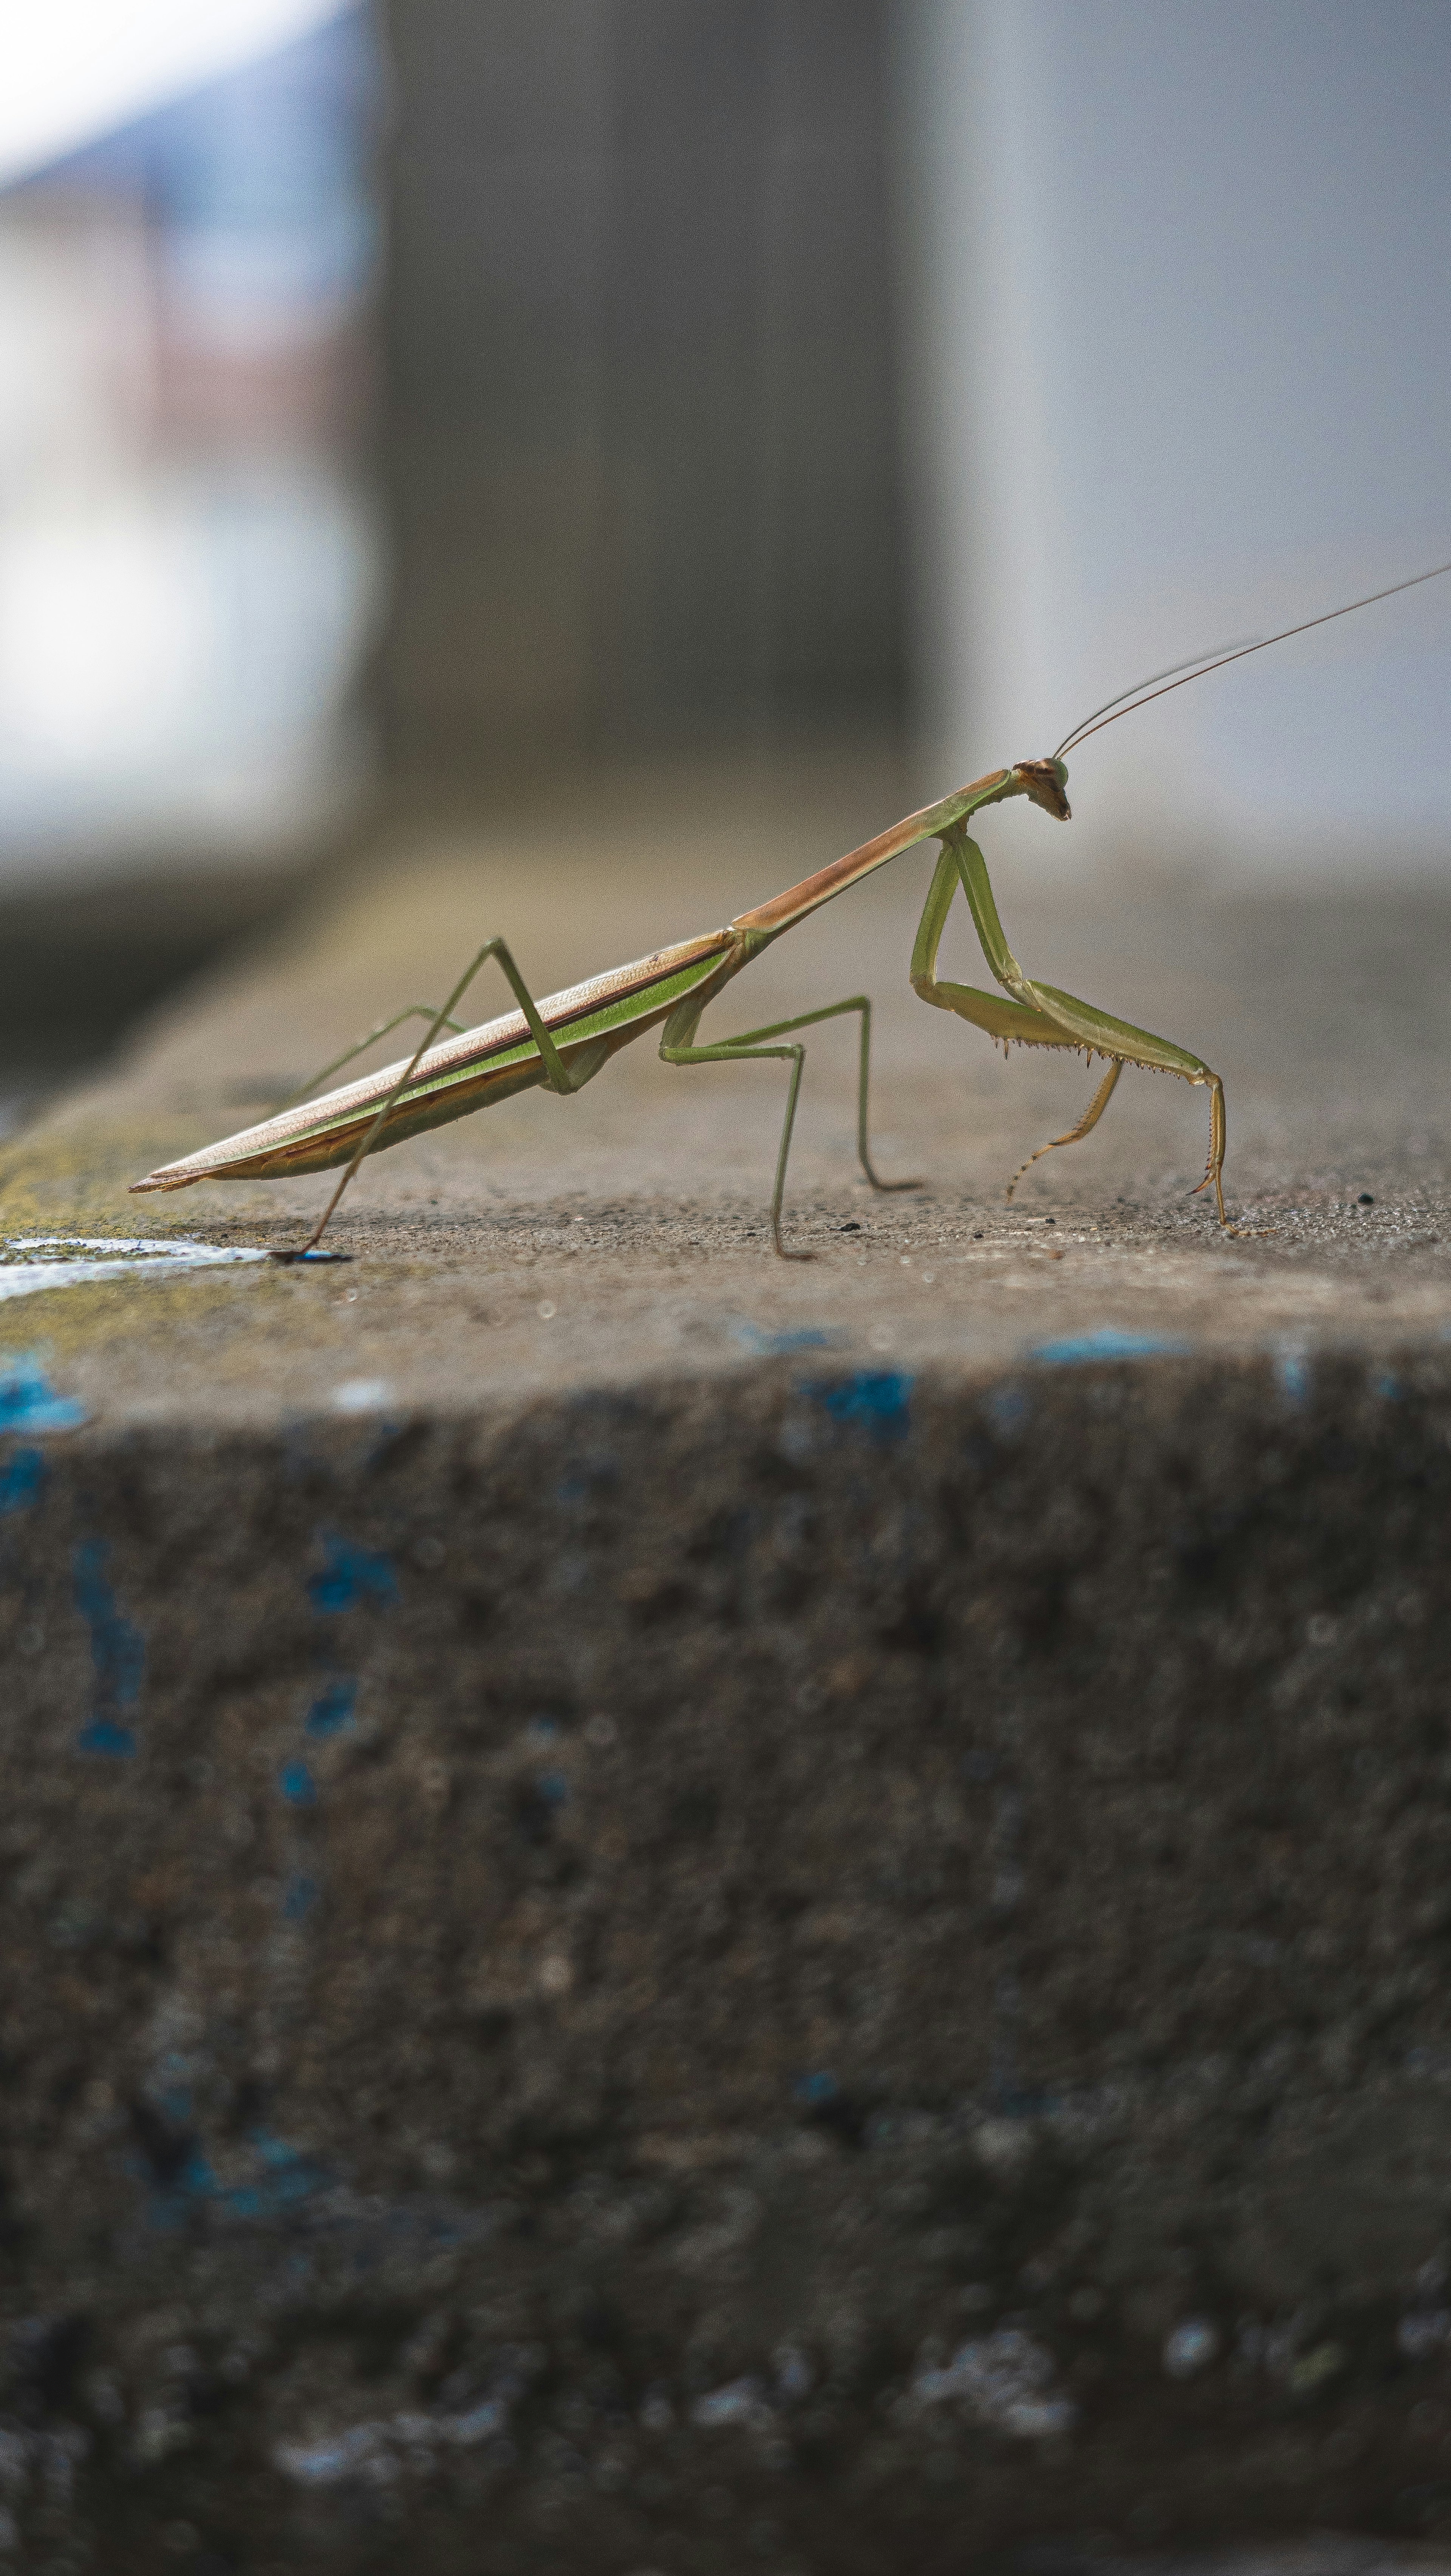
[4,762,1451,2567]
[5,1353,1451,2567]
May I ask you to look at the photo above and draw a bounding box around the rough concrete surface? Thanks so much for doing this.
[3,752,1451,2573]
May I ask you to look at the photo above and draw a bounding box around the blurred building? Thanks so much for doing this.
[384,0,907,771]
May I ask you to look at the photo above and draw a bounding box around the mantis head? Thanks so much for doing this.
[1013,757,1071,821]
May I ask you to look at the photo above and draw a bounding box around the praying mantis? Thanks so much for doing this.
[130,560,1451,1260]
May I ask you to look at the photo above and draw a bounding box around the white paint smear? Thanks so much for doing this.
[0,1237,267,1300]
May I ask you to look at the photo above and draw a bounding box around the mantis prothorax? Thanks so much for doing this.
[131,558,1451,1259]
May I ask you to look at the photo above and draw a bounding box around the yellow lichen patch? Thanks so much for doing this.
[0,1123,188,1237]
[0,1267,274,1366]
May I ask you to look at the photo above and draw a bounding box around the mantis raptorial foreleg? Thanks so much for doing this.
[660,990,918,1261]
[276,936,595,1258]
[911,828,1230,1224]
[279,1006,468,1111]
[1006,1060,1122,1199]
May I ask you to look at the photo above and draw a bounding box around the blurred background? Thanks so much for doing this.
[902,0,1451,882]
[0,0,1446,1118]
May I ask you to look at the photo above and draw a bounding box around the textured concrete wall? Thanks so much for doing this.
[6,1357,1451,2568]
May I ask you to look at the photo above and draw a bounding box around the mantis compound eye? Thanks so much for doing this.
[1014,758,1072,821]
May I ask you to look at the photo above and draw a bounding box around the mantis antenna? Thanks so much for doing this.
[1054,555,1451,761]
[1050,639,1259,753]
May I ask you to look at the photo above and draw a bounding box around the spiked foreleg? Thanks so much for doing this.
[994,972,1227,1221]
[922,830,1230,1224]
[1006,1060,1122,1199]
[910,844,1094,1054]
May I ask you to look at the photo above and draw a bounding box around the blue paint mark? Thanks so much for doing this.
[984,1385,1029,1439]
[77,1718,136,1757]
[73,1539,144,1754]
[801,1370,913,1439]
[290,1535,394,1795]
[249,2129,329,2203]
[144,2125,332,2228]
[305,1677,357,1737]
[1276,1350,1311,1406]
[795,2070,839,2107]
[284,1872,319,1920]
[308,1532,397,1614]
[0,1353,86,1433]
[278,1759,316,1806]
[0,1447,43,1515]
[535,1770,569,1809]
[1032,1327,1190,1365]
[735,1322,839,1357]
[1373,1370,1401,1401]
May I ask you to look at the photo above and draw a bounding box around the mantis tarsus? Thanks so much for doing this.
[131,559,1451,1259]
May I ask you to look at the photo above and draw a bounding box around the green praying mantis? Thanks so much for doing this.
[131,560,1451,1260]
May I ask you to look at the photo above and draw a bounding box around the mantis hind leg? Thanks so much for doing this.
[276,1005,467,1113]
[1006,1060,1122,1201]
[274,935,587,1262]
[661,992,918,1261]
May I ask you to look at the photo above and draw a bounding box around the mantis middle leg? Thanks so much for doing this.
[660,991,919,1260]
[910,831,1230,1223]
